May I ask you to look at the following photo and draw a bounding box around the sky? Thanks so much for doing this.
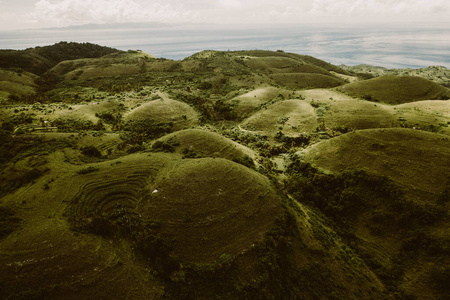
[1,0,449,30]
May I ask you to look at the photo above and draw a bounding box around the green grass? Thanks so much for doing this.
[339,75,450,104]
[241,99,318,139]
[124,97,200,131]
[153,128,256,162]
[137,157,282,263]
[302,128,450,202]
[1,44,450,299]
[271,73,345,89]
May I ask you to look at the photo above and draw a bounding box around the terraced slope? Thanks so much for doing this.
[0,147,386,299]
[138,158,282,262]
[339,75,450,104]
[61,154,282,263]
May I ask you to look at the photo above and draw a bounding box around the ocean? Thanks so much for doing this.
[1,23,449,69]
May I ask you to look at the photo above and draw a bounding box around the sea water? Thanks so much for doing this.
[1,23,449,69]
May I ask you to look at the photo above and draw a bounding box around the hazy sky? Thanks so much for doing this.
[1,0,449,30]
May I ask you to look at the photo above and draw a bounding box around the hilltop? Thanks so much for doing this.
[0,42,449,299]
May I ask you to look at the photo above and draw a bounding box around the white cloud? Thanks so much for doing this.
[4,0,448,30]
[29,0,197,26]
[309,0,450,20]
[218,0,242,9]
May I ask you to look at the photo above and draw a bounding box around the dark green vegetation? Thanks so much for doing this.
[0,42,449,299]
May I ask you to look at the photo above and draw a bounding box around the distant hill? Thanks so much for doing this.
[0,42,121,75]
[341,64,450,87]
[339,75,450,104]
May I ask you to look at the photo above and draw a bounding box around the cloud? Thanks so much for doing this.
[30,0,197,26]
[309,0,450,19]
[20,0,450,29]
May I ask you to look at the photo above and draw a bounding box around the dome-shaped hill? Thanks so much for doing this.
[65,155,282,263]
[339,75,450,104]
[226,86,291,118]
[241,99,318,138]
[301,128,450,201]
[154,129,256,161]
[311,99,397,130]
[35,99,124,125]
[3,150,387,299]
[271,73,345,89]
[244,56,303,70]
[244,56,332,75]
[138,158,282,262]
[48,50,161,80]
[124,97,200,131]
[234,50,351,75]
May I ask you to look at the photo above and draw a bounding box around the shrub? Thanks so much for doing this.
[77,166,99,174]
[81,145,102,158]
[151,138,180,153]
[232,155,255,169]
[0,207,21,239]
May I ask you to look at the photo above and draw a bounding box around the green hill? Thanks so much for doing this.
[301,128,450,201]
[339,75,450,104]
[124,95,200,131]
[293,128,450,298]
[0,42,449,299]
[0,42,120,75]
[152,128,256,162]
[0,149,386,299]
[241,99,318,139]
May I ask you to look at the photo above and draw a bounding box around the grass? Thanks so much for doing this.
[241,99,318,139]
[124,96,200,131]
[137,157,282,263]
[271,73,345,89]
[285,158,449,298]
[152,128,256,162]
[1,44,449,299]
[339,75,450,104]
[225,86,293,119]
[301,128,450,202]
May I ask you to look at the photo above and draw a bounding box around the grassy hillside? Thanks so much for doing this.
[0,42,120,75]
[272,72,345,89]
[152,128,256,163]
[339,75,450,104]
[241,99,318,139]
[124,95,200,131]
[341,64,450,87]
[291,129,450,298]
[0,43,449,299]
[301,128,450,201]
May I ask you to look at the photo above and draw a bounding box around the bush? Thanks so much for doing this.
[151,138,179,153]
[0,207,21,239]
[431,265,450,293]
[81,146,102,158]
[77,166,99,174]
[232,155,255,169]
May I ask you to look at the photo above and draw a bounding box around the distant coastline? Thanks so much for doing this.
[1,23,449,69]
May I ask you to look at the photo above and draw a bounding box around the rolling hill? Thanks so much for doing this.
[0,42,449,299]
[339,75,450,104]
